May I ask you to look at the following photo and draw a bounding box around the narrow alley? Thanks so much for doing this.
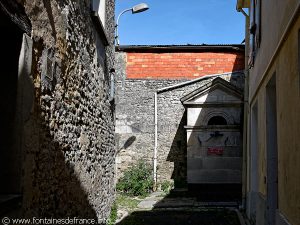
[0,0,299,225]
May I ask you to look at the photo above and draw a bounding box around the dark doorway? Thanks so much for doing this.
[248,102,258,219]
[266,74,278,225]
[0,7,24,195]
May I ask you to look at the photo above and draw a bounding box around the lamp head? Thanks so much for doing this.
[132,3,149,14]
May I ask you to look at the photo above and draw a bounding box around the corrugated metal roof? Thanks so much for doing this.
[116,44,245,52]
[120,44,244,47]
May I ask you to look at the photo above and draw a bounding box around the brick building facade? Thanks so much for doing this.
[122,45,244,79]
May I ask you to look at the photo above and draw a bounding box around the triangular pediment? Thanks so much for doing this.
[181,77,243,105]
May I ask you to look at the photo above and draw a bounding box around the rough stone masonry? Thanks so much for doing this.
[0,0,116,223]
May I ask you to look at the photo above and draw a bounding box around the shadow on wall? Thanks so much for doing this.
[166,112,187,187]
[20,44,101,219]
[0,2,99,220]
[118,136,137,154]
[23,116,98,219]
[232,50,244,74]
[1,40,98,220]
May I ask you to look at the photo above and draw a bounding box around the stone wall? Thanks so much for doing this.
[115,52,244,187]
[16,0,115,223]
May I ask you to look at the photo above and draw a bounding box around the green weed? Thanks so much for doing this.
[116,161,153,197]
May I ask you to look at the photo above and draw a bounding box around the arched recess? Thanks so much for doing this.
[202,111,234,125]
[208,116,227,125]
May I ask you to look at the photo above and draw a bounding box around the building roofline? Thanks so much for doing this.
[180,77,243,103]
[157,71,245,93]
[116,44,245,53]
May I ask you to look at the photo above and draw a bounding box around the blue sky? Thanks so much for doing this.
[115,0,245,45]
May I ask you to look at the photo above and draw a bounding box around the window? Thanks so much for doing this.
[249,102,258,218]
[254,0,261,49]
[207,116,227,125]
[265,74,278,225]
[249,0,261,67]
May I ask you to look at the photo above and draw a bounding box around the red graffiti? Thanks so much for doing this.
[207,147,224,156]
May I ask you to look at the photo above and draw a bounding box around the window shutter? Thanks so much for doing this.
[248,0,256,67]
[255,0,261,49]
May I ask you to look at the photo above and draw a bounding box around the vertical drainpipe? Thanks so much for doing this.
[237,7,249,210]
[153,92,158,191]
[109,68,115,102]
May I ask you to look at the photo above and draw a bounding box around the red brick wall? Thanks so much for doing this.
[126,52,245,79]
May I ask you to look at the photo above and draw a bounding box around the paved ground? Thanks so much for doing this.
[136,191,239,209]
[116,191,244,225]
[117,209,241,225]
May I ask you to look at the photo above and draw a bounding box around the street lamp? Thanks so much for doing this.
[115,3,149,46]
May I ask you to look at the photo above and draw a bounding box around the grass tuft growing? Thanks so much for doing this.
[116,161,153,197]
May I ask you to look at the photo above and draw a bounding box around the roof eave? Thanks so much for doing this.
[236,0,250,10]
[116,45,245,53]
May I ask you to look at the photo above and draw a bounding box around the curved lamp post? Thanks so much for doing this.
[115,3,149,46]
